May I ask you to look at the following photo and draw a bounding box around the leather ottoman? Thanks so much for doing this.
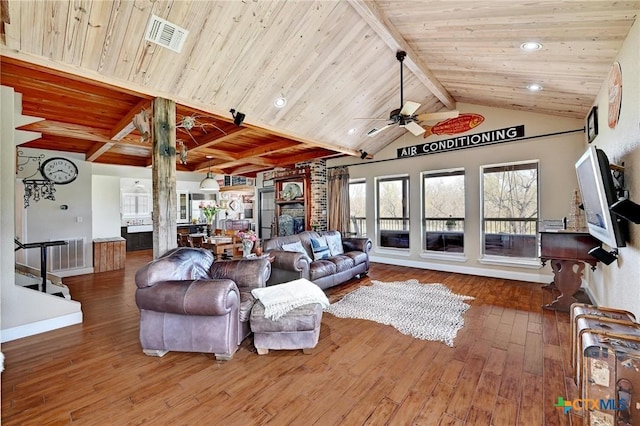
[250,301,323,355]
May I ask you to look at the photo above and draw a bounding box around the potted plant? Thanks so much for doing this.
[445,216,457,231]
[238,230,258,257]
[199,202,222,225]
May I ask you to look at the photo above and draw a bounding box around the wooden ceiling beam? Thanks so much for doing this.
[236,140,302,158]
[196,148,239,162]
[275,149,340,167]
[214,156,277,170]
[110,99,152,140]
[24,120,112,143]
[224,163,273,177]
[85,142,114,162]
[189,127,252,150]
[348,0,456,109]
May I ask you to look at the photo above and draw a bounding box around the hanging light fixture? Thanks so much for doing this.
[199,156,219,191]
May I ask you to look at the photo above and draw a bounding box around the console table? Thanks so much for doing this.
[539,231,599,312]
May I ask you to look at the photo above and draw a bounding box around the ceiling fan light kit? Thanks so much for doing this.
[366,50,458,138]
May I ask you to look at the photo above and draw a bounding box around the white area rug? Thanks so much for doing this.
[326,279,474,347]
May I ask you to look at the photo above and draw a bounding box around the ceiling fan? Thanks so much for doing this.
[366,51,458,138]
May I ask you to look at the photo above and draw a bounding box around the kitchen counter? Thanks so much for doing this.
[127,224,153,233]
[121,227,153,251]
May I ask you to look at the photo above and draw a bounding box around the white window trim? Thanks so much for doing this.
[422,167,466,254]
[420,251,467,263]
[479,160,540,260]
[477,255,543,269]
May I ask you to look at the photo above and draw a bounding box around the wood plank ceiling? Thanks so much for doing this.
[1,1,637,176]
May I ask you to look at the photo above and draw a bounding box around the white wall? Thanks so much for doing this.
[17,147,94,276]
[328,103,585,284]
[91,163,204,237]
[92,175,122,239]
[2,86,82,343]
[582,18,640,318]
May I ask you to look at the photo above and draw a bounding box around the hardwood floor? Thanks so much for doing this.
[2,251,583,425]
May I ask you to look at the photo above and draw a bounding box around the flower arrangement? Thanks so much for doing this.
[199,202,222,223]
[238,230,257,242]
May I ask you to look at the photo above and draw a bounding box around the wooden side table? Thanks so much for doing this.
[539,231,600,312]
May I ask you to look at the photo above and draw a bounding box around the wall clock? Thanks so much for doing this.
[607,61,622,129]
[40,157,78,184]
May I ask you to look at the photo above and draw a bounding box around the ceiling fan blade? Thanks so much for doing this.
[366,123,394,137]
[404,121,426,136]
[400,101,421,116]
[416,110,460,122]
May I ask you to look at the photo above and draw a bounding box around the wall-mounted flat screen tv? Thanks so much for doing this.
[575,146,627,248]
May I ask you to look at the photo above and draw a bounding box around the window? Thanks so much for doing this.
[376,175,409,248]
[349,179,366,237]
[121,193,150,218]
[482,161,538,258]
[423,169,465,253]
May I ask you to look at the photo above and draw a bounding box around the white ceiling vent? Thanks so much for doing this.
[144,14,188,53]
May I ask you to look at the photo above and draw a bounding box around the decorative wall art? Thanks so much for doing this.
[281,182,303,200]
[587,106,598,143]
[607,61,622,129]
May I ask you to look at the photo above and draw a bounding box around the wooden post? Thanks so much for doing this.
[151,98,177,258]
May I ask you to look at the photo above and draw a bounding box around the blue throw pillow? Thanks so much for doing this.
[310,237,330,260]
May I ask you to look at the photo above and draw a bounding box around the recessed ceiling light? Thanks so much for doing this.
[273,97,287,108]
[348,128,357,135]
[527,83,543,92]
[520,41,542,51]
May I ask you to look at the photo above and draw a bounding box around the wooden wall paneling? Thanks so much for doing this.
[111,1,153,81]
[42,1,70,61]
[80,0,115,72]
[61,0,92,65]
[95,1,136,75]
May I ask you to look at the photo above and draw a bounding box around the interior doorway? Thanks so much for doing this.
[258,188,274,240]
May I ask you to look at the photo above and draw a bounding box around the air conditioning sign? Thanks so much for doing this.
[397,125,525,158]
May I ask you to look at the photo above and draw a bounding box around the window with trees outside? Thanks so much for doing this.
[423,169,465,253]
[482,161,539,258]
[376,175,410,249]
[349,179,366,237]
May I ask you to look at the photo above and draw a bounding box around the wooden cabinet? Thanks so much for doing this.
[273,167,310,236]
[121,227,153,251]
[93,237,126,272]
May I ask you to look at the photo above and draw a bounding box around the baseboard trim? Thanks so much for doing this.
[1,311,83,343]
[369,255,553,284]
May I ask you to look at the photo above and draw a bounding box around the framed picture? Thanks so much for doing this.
[263,179,274,187]
[587,106,598,143]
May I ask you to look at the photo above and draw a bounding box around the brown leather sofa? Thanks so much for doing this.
[135,247,271,360]
[263,230,372,290]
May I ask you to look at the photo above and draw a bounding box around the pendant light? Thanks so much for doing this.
[199,156,220,191]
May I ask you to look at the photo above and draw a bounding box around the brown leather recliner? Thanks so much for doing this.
[134,247,271,360]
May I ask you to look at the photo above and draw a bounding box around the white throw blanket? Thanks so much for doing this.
[251,278,330,321]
